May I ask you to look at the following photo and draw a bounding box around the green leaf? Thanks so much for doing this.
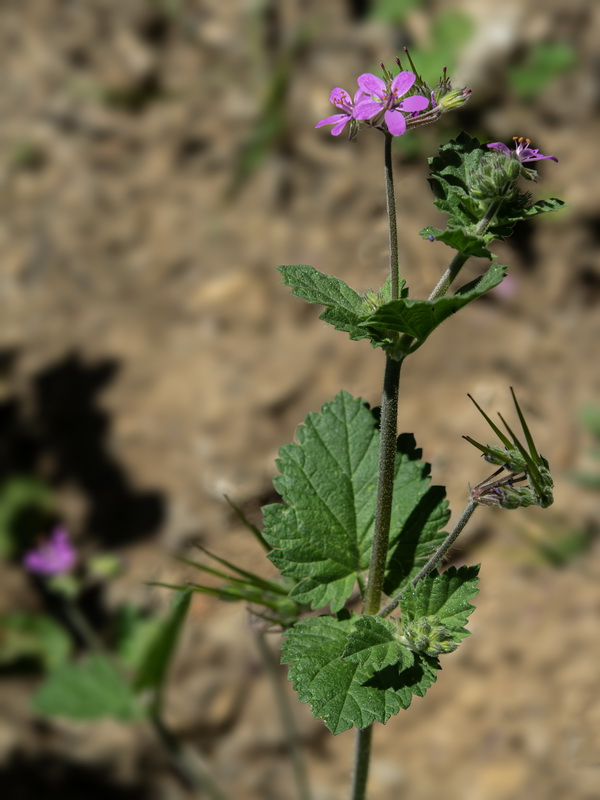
[525,197,567,216]
[0,477,54,558]
[282,614,439,734]
[133,588,192,702]
[278,264,371,342]
[32,655,142,721]
[401,565,480,645]
[263,392,449,611]
[343,615,414,672]
[362,262,507,353]
[420,226,493,259]
[0,612,72,670]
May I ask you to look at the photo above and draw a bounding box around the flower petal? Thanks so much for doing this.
[390,71,417,98]
[487,142,511,156]
[329,88,351,109]
[330,116,351,136]
[353,99,382,120]
[398,94,430,113]
[315,113,349,129]
[357,73,386,98]
[384,109,407,136]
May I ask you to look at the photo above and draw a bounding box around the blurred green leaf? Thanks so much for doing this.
[133,588,192,706]
[0,612,72,670]
[509,42,576,99]
[33,655,142,721]
[0,477,54,559]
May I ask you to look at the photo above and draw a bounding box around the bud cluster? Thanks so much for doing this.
[401,615,458,656]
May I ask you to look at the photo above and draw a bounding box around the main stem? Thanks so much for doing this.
[350,133,403,800]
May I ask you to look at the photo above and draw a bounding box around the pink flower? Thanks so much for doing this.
[353,71,429,136]
[23,526,77,576]
[487,136,558,164]
[315,87,363,136]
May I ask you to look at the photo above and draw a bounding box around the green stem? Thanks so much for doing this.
[384,133,401,298]
[427,200,501,301]
[350,133,404,800]
[363,355,403,615]
[255,630,312,800]
[350,724,373,800]
[151,710,229,800]
[377,501,478,618]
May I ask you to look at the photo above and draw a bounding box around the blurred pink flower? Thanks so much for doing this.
[23,526,77,576]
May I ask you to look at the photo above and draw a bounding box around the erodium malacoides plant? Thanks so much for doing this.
[171,53,565,800]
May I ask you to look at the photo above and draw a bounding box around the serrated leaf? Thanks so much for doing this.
[133,588,192,704]
[0,612,72,670]
[420,226,492,259]
[32,655,142,721]
[401,565,480,643]
[282,615,438,734]
[362,262,507,353]
[263,392,449,611]
[342,616,414,672]
[425,132,563,250]
[525,197,567,216]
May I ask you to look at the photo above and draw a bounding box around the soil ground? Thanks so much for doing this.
[1,1,599,799]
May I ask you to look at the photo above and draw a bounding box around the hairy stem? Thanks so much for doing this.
[350,724,373,800]
[351,133,403,800]
[377,501,478,618]
[256,630,312,800]
[428,201,501,301]
[363,355,403,614]
[384,133,401,298]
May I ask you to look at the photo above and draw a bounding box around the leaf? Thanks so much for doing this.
[424,132,564,253]
[278,264,371,343]
[133,588,192,703]
[401,565,480,644]
[0,477,54,558]
[342,615,414,672]
[263,392,449,611]
[420,226,493,259]
[0,612,72,670]
[525,198,567,216]
[282,614,439,734]
[362,262,507,353]
[32,655,142,721]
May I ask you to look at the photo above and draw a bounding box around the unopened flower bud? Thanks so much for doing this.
[401,615,458,657]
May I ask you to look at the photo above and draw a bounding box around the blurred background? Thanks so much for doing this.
[1,0,599,798]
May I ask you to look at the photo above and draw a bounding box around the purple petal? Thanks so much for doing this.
[521,149,558,163]
[315,113,349,129]
[390,71,417,98]
[357,73,386,98]
[353,99,382,120]
[487,142,511,156]
[398,94,429,113]
[384,109,407,137]
[330,116,351,136]
[329,88,351,109]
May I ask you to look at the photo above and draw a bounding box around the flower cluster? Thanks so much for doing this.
[316,57,470,139]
